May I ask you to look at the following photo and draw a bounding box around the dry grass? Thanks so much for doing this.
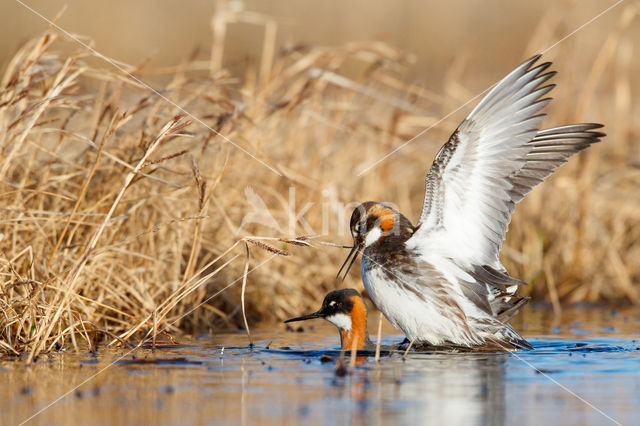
[1,5,638,358]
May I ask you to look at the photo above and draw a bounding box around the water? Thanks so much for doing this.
[2,307,639,425]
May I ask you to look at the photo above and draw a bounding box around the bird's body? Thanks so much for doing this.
[339,55,604,351]
[360,213,531,349]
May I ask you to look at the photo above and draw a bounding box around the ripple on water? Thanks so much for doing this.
[2,308,640,425]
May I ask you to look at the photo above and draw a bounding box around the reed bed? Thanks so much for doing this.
[0,6,638,358]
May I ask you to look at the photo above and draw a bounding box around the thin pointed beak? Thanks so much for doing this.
[336,244,361,281]
[284,311,322,323]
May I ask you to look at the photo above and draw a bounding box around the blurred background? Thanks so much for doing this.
[3,0,638,89]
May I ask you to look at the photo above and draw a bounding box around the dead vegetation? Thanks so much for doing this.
[0,4,638,358]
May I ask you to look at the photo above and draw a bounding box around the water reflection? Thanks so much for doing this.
[324,352,508,425]
[1,308,639,425]
[391,354,507,424]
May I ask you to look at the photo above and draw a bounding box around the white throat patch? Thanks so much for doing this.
[364,227,383,247]
[325,313,352,331]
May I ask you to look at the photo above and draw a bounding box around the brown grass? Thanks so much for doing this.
[1,5,639,358]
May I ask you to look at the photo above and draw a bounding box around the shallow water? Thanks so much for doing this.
[2,307,639,426]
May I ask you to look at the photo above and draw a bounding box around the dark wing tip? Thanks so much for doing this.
[525,53,543,65]
[583,123,606,141]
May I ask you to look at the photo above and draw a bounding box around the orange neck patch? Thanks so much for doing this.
[339,296,369,351]
[369,204,396,234]
[379,215,395,233]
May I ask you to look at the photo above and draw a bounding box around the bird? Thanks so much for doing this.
[285,288,374,351]
[337,55,605,351]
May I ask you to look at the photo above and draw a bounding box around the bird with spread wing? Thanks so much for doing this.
[338,55,604,350]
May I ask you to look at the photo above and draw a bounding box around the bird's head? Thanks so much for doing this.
[284,288,371,350]
[337,202,414,280]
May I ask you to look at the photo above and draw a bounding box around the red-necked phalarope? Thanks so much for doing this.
[338,55,605,351]
[285,288,374,351]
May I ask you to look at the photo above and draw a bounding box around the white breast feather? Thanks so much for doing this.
[362,262,484,345]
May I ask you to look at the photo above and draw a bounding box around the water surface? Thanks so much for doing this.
[2,307,639,425]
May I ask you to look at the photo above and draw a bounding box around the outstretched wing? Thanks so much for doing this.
[407,55,604,267]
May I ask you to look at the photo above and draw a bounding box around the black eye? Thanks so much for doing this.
[357,222,366,234]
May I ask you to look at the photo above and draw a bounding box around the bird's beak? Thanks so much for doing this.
[284,310,322,323]
[336,243,362,281]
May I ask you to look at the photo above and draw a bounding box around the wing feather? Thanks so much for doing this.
[409,55,604,268]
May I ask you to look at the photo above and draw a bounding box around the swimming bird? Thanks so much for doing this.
[285,288,374,351]
[337,55,604,350]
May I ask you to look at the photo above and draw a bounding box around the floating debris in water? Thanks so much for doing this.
[117,357,203,365]
[535,369,559,374]
[320,354,334,363]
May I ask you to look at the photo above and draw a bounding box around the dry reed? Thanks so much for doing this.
[0,4,638,358]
